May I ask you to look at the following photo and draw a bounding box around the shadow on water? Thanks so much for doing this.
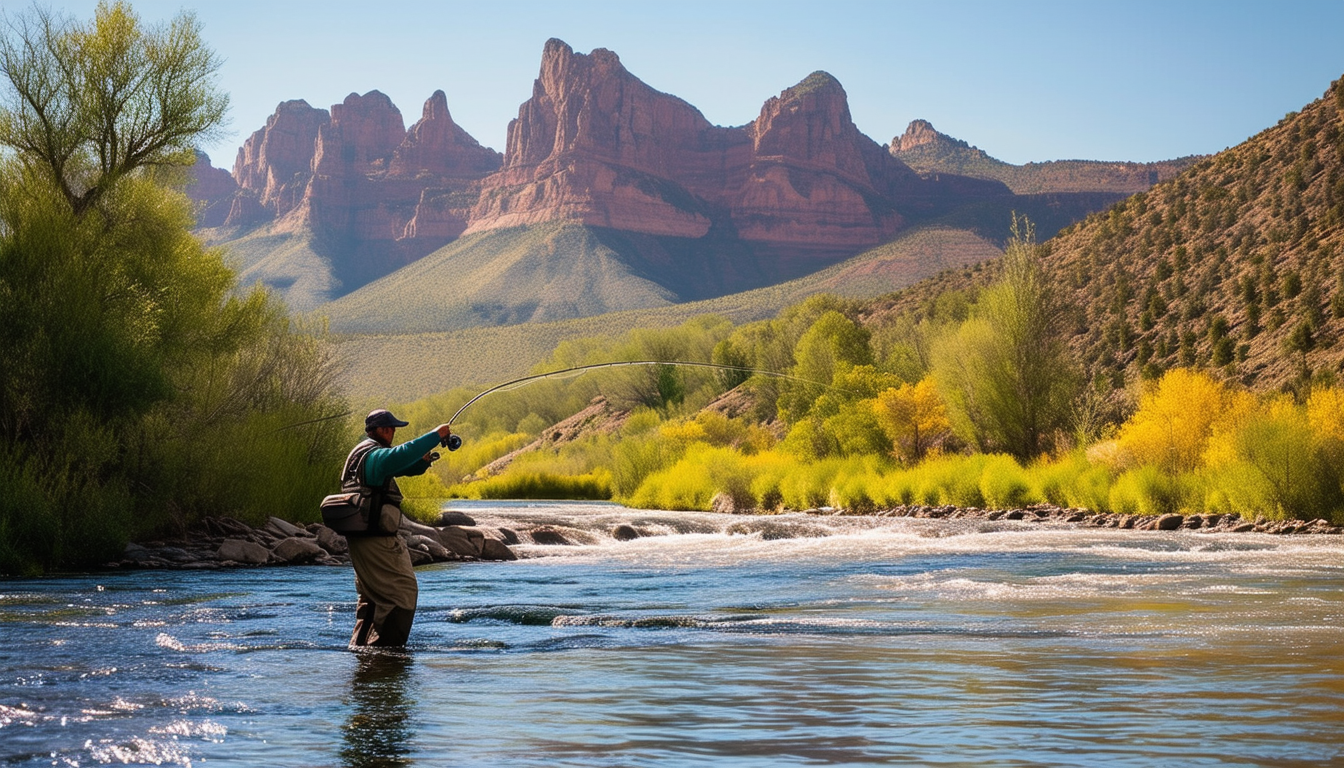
[341,652,417,768]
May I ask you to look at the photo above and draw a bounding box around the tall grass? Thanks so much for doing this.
[451,470,612,501]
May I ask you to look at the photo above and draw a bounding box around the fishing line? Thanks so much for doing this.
[272,361,844,446]
[446,360,843,427]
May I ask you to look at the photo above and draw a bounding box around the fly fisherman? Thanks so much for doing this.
[342,409,452,648]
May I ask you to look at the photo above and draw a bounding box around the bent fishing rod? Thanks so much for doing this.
[276,360,846,451]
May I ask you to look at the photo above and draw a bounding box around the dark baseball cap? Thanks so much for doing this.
[365,409,409,430]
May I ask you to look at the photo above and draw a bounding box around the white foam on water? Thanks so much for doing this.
[149,719,228,742]
[84,735,196,767]
[0,702,45,728]
[478,505,1344,581]
[153,633,245,654]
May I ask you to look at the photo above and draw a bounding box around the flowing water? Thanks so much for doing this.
[2,501,1343,767]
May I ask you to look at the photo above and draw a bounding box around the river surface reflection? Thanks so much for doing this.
[2,501,1342,766]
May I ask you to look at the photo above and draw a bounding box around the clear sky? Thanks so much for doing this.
[27,0,1344,169]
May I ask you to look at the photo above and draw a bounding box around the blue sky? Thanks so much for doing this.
[32,0,1344,169]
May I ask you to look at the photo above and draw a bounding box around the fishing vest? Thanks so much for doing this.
[318,438,404,536]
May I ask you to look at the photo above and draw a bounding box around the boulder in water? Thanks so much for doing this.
[438,525,485,557]
[310,524,348,555]
[409,534,451,561]
[266,516,312,538]
[529,526,573,546]
[438,510,477,527]
[480,538,518,561]
[611,524,641,541]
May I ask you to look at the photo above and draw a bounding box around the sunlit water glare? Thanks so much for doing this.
[2,501,1342,767]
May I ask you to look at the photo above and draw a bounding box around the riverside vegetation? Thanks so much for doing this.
[386,221,1344,529]
[0,2,346,574]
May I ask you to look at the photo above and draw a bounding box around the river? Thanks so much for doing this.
[2,501,1342,767]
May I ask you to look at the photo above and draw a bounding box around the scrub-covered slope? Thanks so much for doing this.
[871,75,1344,392]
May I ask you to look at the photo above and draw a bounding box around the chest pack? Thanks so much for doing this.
[319,438,404,536]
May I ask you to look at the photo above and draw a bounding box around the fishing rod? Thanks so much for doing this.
[446,360,842,430]
[275,361,842,451]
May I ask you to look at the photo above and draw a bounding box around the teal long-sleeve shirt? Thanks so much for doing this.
[363,430,442,487]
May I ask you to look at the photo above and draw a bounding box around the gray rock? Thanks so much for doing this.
[529,526,572,546]
[497,527,520,545]
[122,543,156,564]
[409,534,450,561]
[271,537,324,564]
[311,525,348,555]
[266,516,311,538]
[437,510,477,527]
[612,524,641,541]
[438,526,485,557]
[217,538,269,565]
[1156,514,1184,531]
[480,537,518,562]
[154,547,196,563]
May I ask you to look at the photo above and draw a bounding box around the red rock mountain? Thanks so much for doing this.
[190,39,1051,307]
[185,151,237,227]
[469,40,1003,263]
[213,90,503,285]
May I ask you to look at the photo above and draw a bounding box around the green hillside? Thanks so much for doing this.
[333,224,1005,399]
[320,223,682,334]
[200,227,336,311]
[321,186,1120,339]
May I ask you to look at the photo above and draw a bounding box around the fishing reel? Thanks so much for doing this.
[441,433,462,451]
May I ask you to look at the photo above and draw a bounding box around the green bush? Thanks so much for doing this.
[908,454,989,507]
[1030,453,1114,512]
[1108,466,1185,516]
[453,470,612,501]
[979,454,1035,509]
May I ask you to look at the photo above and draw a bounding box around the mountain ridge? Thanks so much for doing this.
[890,119,1202,196]
[869,75,1344,393]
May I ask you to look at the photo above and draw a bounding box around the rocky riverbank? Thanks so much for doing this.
[794,502,1343,535]
[112,501,1341,570]
[111,512,518,570]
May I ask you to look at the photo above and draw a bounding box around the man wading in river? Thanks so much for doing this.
[342,410,452,647]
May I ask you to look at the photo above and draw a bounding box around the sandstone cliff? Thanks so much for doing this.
[185,151,237,227]
[228,99,329,225]
[195,89,502,299]
[467,41,1007,263]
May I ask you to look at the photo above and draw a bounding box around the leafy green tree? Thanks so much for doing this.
[778,310,872,422]
[0,1,228,215]
[1284,319,1316,377]
[0,3,342,573]
[932,217,1079,460]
